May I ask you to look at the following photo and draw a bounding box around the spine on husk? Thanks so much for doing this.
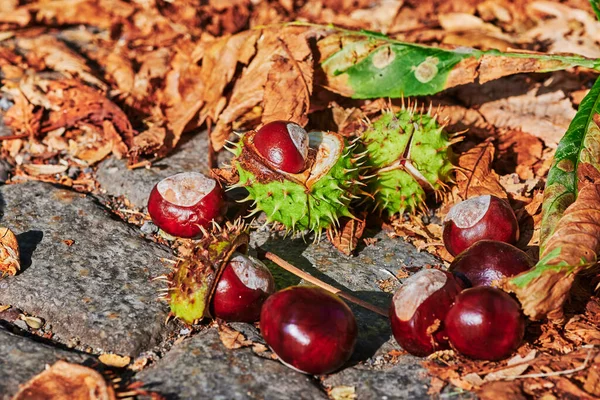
[228,129,362,235]
[164,220,249,324]
[359,104,455,216]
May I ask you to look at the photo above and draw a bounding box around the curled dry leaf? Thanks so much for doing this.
[22,164,68,176]
[505,183,600,321]
[327,216,367,256]
[455,138,507,200]
[217,321,253,350]
[0,227,20,276]
[12,360,116,400]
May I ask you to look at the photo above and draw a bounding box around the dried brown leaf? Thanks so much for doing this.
[211,25,315,151]
[217,322,252,350]
[327,216,366,256]
[261,36,313,126]
[18,35,106,89]
[483,350,536,381]
[0,227,20,276]
[496,130,543,180]
[199,30,261,126]
[478,89,575,149]
[506,183,600,321]
[478,380,526,400]
[12,360,116,400]
[456,139,507,200]
[22,164,68,176]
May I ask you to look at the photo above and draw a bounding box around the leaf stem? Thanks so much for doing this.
[257,248,389,317]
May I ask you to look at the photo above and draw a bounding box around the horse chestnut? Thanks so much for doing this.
[211,253,275,322]
[445,287,525,360]
[443,195,519,256]
[449,240,533,287]
[260,286,357,375]
[252,120,309,174]
[148,172,226,238]
[389,269,464,357]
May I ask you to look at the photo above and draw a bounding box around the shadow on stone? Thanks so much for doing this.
[16,230,44,272]
[0,321,92,357]
[0,190,5,219]
[140,383,180,400]
[256,237,310,290]
[347,290,393,363]
[354,227,382,255]
[258,236,393,362]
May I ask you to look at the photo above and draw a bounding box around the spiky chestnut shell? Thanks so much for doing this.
[167,221,249,324]
[148,172,226,238]
[361,108,454,216]
[231,130,360,233]
[254,121,309,174]
[211,252,275,322]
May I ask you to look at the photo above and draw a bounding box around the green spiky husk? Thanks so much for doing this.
[167,221,249,324]
[362,108,453,216]
[232,131,359,233]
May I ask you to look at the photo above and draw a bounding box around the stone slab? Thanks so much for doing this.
[96,131,231,210]
[0,326,93,399]
[0,181,173,356]
[137,328,327,400]
[251,230,441,398]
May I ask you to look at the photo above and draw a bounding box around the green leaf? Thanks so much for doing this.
[590,0,600,21]
[509,248,571,289]
[539,76,600,251]
[316,27,600,98]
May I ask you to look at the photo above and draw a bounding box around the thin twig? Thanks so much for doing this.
[514,347,595,379]
[0,133,29,141]
[258,248,389,317]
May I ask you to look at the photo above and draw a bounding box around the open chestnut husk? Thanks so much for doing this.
[443,195,519,256]
[449,240,534,287]
[260,285,357,375]
[389,269,464,357]
[445,286,525,360]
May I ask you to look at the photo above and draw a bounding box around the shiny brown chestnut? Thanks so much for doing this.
[260,286,357,375]
[449,240,534,287]
[252,121,309,174]
[389,269,464,357]
[147,172,226,238]
[445,286,525,360]
[212,253,275,322]
[443,195,519,256]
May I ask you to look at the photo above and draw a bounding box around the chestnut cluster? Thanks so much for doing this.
[390,195,531,360]
[144,121,532,368]
[145,121,358,375]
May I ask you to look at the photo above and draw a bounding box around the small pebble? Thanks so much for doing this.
[14,320,28,331]
[179,327,191,335]
[141,221,159,234]
[0,97,14,111]
[83,167,93,174]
